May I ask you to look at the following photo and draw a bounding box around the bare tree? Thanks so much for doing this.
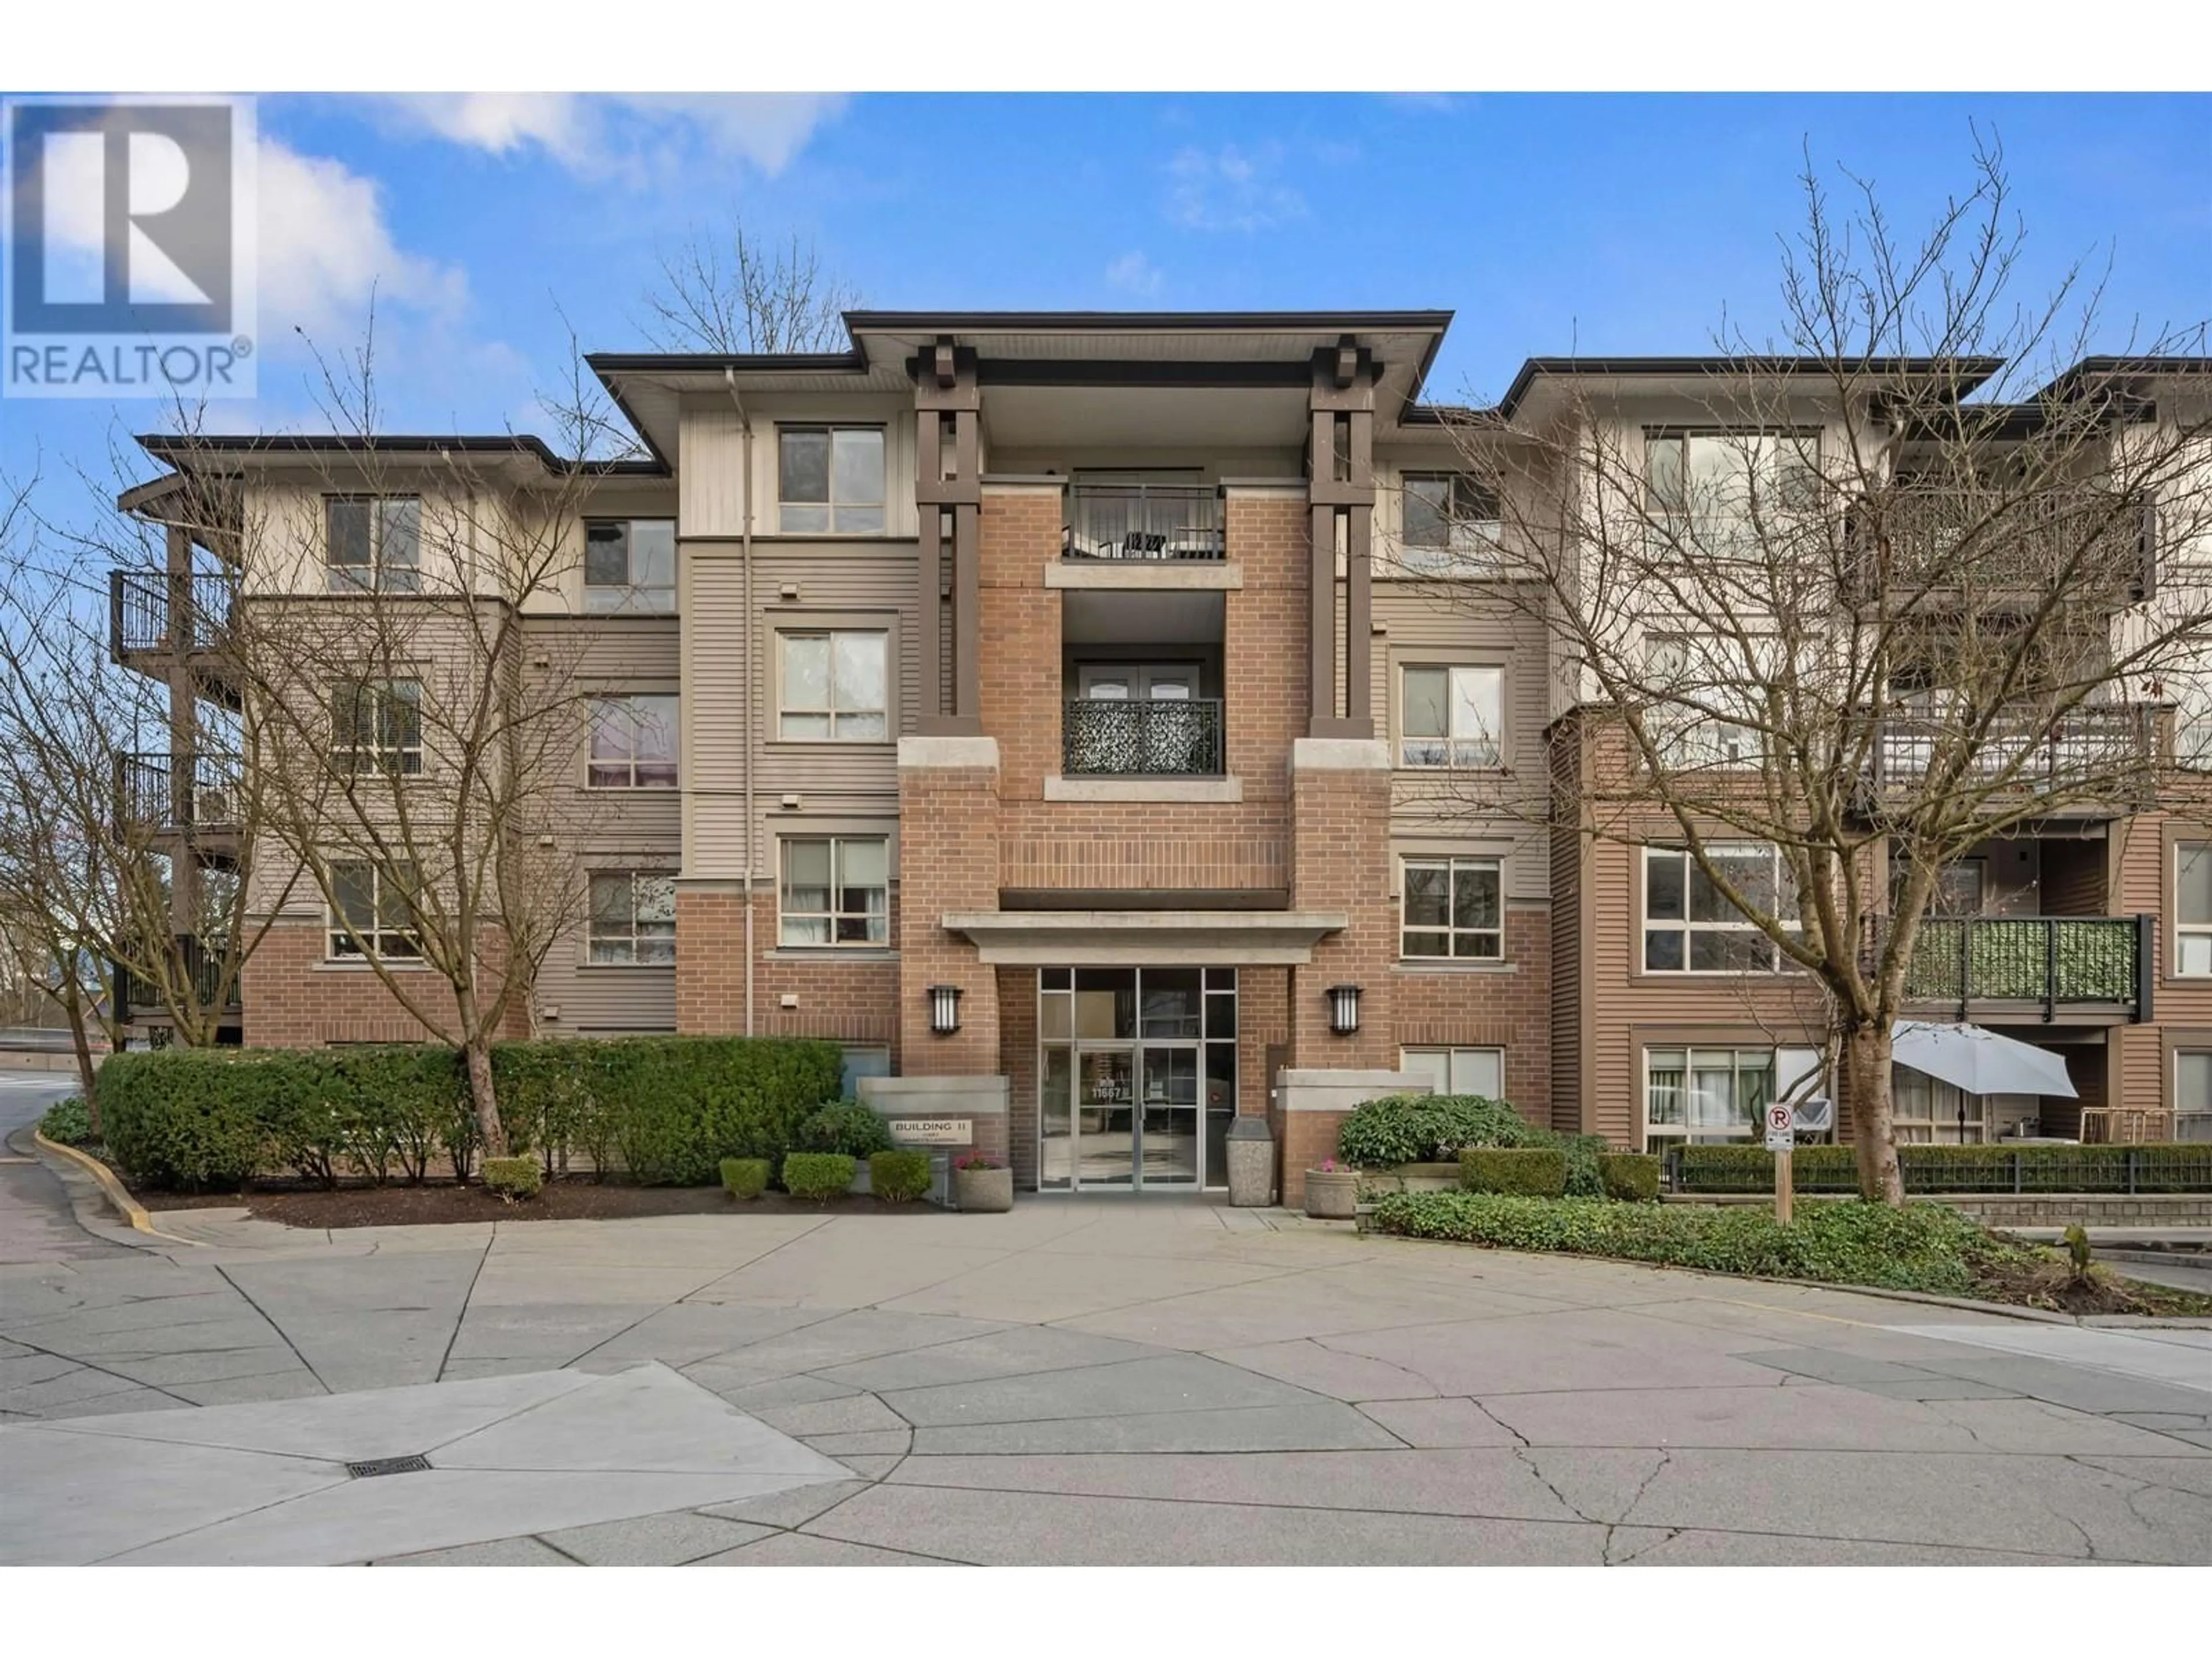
[227,334,635,1159]
[639,217,858,354]
[1418,138,2212,1202]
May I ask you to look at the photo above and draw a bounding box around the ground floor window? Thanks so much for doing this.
[840,1044,891,1100]
[1400,1047,1503,1099]
[778,836,889,945]
[1643,1044,1821,1147]
[1889,1071,2041,1143]
[2176,1051,2212,1143]
[1038,967,1235,1191]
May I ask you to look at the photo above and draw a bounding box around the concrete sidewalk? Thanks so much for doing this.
[2,1199,2207,1565]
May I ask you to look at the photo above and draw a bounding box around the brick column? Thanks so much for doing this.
[896,735,1002,1074]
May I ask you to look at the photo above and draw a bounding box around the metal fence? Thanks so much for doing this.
[1665,1142,2212,1195]
[1065,698,1225,777]
[112,938,239,1022]
[1064,483,1224,560]
[114,751,243,837]
[1864,705,2156,795]
[108,569,238,655]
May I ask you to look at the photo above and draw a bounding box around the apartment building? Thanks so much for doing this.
[111,315,2212,1199]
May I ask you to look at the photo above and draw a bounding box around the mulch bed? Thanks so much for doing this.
[134,1179,926,1228]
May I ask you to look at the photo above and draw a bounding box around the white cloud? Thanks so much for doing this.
[255,138,465,340]
[1105,250,1163,298]
[373,93,847,183]
[1166,143,1305,233]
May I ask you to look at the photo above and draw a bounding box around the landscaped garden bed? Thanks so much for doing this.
[134,1179,922,1228]
[1366,1189,2212,1317]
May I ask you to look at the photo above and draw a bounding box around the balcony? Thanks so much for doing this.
[1844,487,2156,603]
[115,752,242,843]
[1063,483,1224,562]
[1064,698,1225,778]
[109,570,239,664]
[112,936,241,1026]
[1859,705,2156,817]
[1868,914,2151,1022]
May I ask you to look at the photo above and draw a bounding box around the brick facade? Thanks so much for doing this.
[241,922,527,1048]
[894,754,1002,1074]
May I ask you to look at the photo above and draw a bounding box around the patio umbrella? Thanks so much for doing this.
[1889,1021,2078,1098]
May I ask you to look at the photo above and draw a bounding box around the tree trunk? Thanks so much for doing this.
[462,1032,506,1162]
[1844,1022,1906,1205]
[63,995,101,1137]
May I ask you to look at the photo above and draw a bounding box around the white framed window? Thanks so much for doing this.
[1400,665,1503,768]
[1646,633,1767,767]
[779,836,889,946]
[2176,1051,2212,1143]
[584,520,675,613]
[329,679,423,775]
[327,860,421,961]
[778,427,885,534]
[586,872,675,965]
[1397,473,1502,572]
[1645,1045,1820,1146]
[588,695,678,789]
[779,630,889,741]
[1400,855,1502,960]
[326,495,422,593]
[1400,1047,1504,1100]
[2179,843,2212,975]
[1643,843,1793,972]
[1644,430,1822,526]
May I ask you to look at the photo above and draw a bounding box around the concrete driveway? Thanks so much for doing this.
[0,1069,131,1265]
[1,1194,2207,1565]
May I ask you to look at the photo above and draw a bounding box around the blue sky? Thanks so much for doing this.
[3,92,2206,495]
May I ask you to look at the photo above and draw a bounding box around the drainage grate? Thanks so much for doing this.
[345,1455,433,1479]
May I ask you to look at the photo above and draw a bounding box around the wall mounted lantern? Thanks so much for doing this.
[928,984,963,1036]
[1325,983,1362,1037]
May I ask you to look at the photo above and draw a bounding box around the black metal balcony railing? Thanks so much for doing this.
[115,752,243,838]
[1064,698,1225,777]
[1865,705,2156,797]
[108,569,237,657]
[1865,913,2152,1021]
[1845,487,2157,597]
[1064,484,1224,561]
[112,936,240,1023]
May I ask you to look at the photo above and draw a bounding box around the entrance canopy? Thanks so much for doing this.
[942,909,1345,966]
[1890,1021,2078,1099]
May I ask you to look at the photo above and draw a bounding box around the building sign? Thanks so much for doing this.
[887,1118,972,1146]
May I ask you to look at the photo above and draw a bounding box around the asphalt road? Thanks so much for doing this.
[0,1070,131,1262]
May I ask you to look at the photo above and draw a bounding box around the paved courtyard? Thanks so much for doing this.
[3,1153,2210,1565]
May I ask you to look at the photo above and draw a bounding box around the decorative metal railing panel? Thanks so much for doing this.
[114,751,243,836]
[1063,484,1224,560]
[1063,698,1225,777]
[1844,486,2156,596]
[108,570,238,655]
[1864,914,2145,1015]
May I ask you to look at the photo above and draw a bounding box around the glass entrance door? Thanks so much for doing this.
[1038,967,1236,1192]
[1078,1047,1136,1187]
[1139,1046,1199,1185]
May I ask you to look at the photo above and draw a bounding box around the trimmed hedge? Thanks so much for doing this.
[1675,1141,2212,1196]
[801,1100,894,1159]
[721,1157,770,1200]
[482,1156,543,1200]
[1460,1146,1567,1197]
[98,1035,843,1191]
[1340,1094,1607,1198]
[783,1152,856,1202]
[869,1149,933,1204]
[1599,1153,1662,1202]
[1370,1191,2043,1297]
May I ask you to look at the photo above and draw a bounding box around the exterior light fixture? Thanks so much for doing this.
[1326,983,1362,1037]
[928,984,963,1036]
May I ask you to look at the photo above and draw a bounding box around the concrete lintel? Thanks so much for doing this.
[1043,561,1244,592]
[898,734,1001,771]
[1278,1069,1430,1112]
[1289,736,1391,772]
[1043,774,1244,804]
[978,478,1067,497]
[941,908,1346,967]
[671,877,752,894]
[1220,478,1310,497]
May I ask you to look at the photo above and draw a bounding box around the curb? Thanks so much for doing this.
[31,1131,204,1248]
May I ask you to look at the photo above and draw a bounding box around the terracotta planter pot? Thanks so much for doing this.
[1304,1168,1361,1220]
[955,1166,1014,1213]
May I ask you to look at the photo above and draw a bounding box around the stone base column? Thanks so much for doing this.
[1278,1068,1429,1209]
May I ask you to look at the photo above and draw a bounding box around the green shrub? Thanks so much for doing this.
[1599,1153,1662,1202]
[99,1050,271,1190]
[580,1036,842,1185]
[1370,1191,2043,1296]
[782,1151,856,1202]
[800,1100,894,1158]
[482,1156,543,1201]
[1460,1146,1568,1197]
[1559,1134,1609,1199]
[720,1157,771,1200]
[1337,1093,1548,1166]
[869,1149,932,1204]
[37,1097,94,1146]
[1671,1141,2212,1197]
